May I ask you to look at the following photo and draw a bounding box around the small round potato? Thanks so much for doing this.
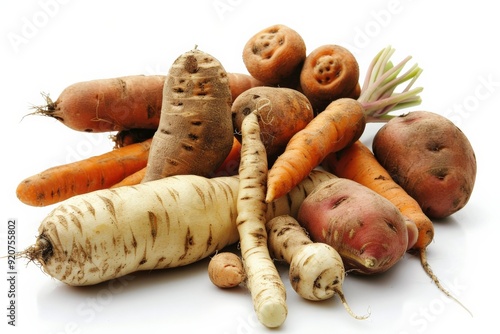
[208,252,245,288]
[372,111,477,219]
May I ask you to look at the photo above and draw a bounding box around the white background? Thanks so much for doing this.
[1,1,498,333]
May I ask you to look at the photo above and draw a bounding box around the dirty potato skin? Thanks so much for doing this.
[231,86,314,158]
[372,111,477,219]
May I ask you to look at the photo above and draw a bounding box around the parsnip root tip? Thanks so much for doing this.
[335,288,370,320]
[419,248,473,317]
[256,300,288,328]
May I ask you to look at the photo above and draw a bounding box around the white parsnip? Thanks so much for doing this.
[24,175,240,286]
[236,111,287,328]
[266,215,369,319]
[21,171,336,286]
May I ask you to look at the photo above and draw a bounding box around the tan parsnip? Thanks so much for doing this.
[236,110,287,328]
[20,170,336,286]
[266,214,368,319]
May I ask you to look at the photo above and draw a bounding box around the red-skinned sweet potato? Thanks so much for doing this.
[372,111,477,219]
[297,177,409,275]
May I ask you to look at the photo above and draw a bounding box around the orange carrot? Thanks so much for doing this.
[110,167,146,188]
[33,75,165,132]
[265,46,424,202]
[322,140,471,315]
[265,98,365,202]
[16,138,152,207]
[31,73,262,133]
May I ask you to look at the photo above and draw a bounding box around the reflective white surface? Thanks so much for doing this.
[1,1,498,333]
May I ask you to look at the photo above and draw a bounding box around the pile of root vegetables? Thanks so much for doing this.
[16,24,477,328]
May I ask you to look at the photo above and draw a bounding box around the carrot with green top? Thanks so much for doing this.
[266,46,424,202]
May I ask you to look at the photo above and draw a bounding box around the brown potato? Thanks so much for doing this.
[372,111,477,219]
[231,86,314,159]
